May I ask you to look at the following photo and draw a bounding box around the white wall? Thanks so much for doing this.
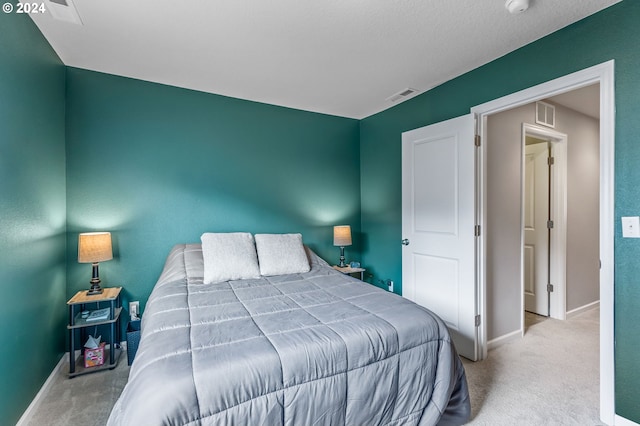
[552,101,600,312]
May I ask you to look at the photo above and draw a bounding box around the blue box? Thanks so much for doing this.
[126,320,141,366]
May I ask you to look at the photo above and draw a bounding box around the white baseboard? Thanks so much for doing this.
[16,354,66,426]
[487,329,522,350]
[16,341,127,426]
[566,300,600,319]
[615,414,640,426]
[488,302,599,351]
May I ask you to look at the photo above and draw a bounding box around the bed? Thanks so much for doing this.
[108,234,470,425]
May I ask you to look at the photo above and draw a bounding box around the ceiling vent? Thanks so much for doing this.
[386,88,419,103]
[536,101,556,128]
[46,0,83,25]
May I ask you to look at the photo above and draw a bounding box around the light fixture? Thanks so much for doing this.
[333,225,352,268]
[505,0,529,14]
[78,232,113,295]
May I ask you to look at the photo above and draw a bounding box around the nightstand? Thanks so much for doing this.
[333,265,366,280]
[67,287,122,377]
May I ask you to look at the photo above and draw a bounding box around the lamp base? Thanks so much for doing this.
[338,246,347,267]
[86,287,103,296]
[87,265,103,295]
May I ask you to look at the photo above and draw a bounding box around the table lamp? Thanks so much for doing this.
[78,232,113,295]
[333,225,352,268]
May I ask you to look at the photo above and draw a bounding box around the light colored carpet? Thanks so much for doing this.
[463,308,602,425]
[22,352,130,426]
[22,308,601,425]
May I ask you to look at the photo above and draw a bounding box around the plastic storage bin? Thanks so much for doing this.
[126,320,141,366]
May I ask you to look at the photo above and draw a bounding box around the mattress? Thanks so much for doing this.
[107,244,470,425]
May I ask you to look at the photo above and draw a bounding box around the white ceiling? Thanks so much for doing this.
[27,0,620,119]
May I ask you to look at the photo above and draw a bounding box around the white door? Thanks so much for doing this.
[523,142,550,316]
[401,114,478,361]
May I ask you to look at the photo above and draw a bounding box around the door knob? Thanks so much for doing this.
[401,239,410,246]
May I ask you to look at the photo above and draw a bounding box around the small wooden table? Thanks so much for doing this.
[67,287,122,377]
[332,265,366,280]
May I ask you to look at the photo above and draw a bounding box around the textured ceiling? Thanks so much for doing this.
[27,0,620,119]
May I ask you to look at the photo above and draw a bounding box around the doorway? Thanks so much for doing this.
[401,61,613,423]
[521,123,570,323]
[472,61,613,423]
[523,138,552,317]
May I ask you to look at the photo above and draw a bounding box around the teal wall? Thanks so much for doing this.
[0,12,66,425]
[65,68,361,316]
[359,1,639,421]
[4,1,640,423]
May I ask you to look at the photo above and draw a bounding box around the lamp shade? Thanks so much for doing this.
[78,232,113,263]
[333,225,352,247]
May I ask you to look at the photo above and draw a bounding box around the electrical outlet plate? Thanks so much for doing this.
[129,301,139,318]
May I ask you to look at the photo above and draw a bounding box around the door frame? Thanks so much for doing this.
[471,60,615,424]
[521,123,568,323]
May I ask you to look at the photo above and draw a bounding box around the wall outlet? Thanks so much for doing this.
[129,301,140,320]
[386,280,394,293]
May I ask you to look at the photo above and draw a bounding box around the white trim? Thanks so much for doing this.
[474,113,487,362]
[476,106,492,362]
[471,60,615,425]
[566,300,600,319]
[549,133,568,321]
[487,329,522,350]
[599,60,616,426]
[615,415,640,426]
[16,355,66,426]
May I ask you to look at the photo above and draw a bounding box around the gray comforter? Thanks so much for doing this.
[108,244,470,425]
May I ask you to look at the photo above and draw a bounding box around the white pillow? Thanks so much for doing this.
[200,232,261,283]
[255,233,310,276]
